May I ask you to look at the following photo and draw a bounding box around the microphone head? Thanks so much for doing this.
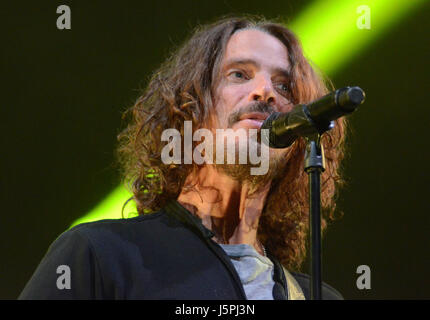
[337,86,365,112]
[348,86,365,105]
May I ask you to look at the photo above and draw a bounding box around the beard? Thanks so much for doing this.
[213,137,289,193]
[209,100,290,192]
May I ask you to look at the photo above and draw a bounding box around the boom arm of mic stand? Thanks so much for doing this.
[304,134,326,300]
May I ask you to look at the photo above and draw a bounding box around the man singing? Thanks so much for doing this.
[20,16,346,300]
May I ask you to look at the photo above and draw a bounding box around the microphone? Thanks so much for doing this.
[261,86,365,148]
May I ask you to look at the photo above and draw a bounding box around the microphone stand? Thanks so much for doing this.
[304,134,325,300]
[261,86,365,299]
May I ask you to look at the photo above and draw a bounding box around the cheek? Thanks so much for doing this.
[213,83,251,128]
[214,86,242,117]
[220,85,248,108]
[278,101,295,113]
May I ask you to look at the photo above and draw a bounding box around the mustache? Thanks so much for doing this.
[227,102,275,128]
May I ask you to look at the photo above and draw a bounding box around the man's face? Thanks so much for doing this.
[212,28,294,131]
[210,29,294,181]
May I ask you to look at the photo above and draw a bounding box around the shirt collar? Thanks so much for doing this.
[164,199,215,239]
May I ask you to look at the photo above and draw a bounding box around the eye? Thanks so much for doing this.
[233,71,245,79]
[228,70,248,81]
[276,83,289,92]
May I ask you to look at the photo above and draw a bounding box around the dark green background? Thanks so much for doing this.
[1,1,429,299]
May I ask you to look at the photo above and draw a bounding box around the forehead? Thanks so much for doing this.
[221,29,290,71]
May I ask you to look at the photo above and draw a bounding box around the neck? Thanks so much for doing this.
[177,165,271,256]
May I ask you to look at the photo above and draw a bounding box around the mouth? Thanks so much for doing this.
[236,112,270,129]
[239,112,270,122]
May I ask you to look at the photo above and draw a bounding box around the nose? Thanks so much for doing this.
[249,75,276,106]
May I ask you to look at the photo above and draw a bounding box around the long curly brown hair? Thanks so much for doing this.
[116,16,347,271]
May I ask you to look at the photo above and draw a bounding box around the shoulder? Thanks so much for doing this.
[19,211,168,299]
[63,210,169,245]
[38,211,170,277]
[69,210,162,232]
[290,272,344,300]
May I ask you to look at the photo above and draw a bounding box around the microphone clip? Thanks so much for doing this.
[304,136,326,173]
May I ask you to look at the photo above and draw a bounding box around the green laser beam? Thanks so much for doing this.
[70,0,426,228]
[289,0,426,75]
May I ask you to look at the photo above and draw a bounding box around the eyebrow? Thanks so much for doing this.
[223,58,291,78]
